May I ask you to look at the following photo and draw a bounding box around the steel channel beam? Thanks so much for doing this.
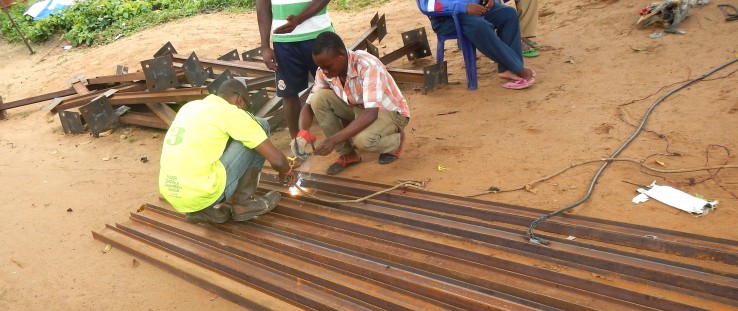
[114,219,380,311]
[380,42,421,65]
[118,111,168,129]
[50,83,147,113]
[107,88,209,105]
[349,13,386,51]
[0,88,77,111]
[387,68,425,84]
[92,226,298,311]
[247,212,661,311]
[141,203,610,311]
[264,173,738,266]
[256,197,716,311]
[258,182,738,304]
[140,204,545,311]
[211,224,546,311]
[171,53,273,77]
[279,184,737,279]
[86,72,146,86]
[245,75,276,91]
[129,209,464,311]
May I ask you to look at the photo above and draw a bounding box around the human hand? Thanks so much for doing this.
[313,137,338,156]
[273,15,299,34]
[279,169,298,187]
[484,0,494,9]
[466,3,487,16]
[261,46,278,71]
[290,130,316,157]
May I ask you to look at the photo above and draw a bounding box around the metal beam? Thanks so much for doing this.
[0,88,77,112]
[87,72,146,86]
[349,13,387,51]
[108,88,209,106]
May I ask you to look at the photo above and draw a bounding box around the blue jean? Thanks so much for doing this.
[430,4,523,74]
[212,117,270,205]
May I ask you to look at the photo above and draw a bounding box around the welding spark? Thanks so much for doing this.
[288,178,303,197]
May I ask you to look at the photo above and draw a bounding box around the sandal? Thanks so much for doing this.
[523,38,540,50]
[522,48,539,58]
[502,78,535,90]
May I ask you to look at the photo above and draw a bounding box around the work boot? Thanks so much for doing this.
[185,204,231,224]
[229,168,281,222]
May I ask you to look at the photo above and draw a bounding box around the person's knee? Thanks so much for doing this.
[352,131,380,152]
[498,6,518,22]
[309,89,335,110]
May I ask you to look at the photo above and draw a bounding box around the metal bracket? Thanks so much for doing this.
[249,89,268,114]
[241,47,262,62]
[422,61,448,94]
[0,96,6,120]
[154,41,178,58]
[115,65,129,75]
[218,49,240,61]
[183,52,208,87]
[58,111,84,134]
[207,69,234,95]
[401,28,432,61]
[365,40,379,58]
[141,54,178,91]
[349,13,387,51]
[79,95,119,137]
[371,13,387,43]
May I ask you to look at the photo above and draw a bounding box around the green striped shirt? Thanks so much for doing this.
[271,0,333,42]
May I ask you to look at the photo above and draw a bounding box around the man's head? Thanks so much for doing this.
[312,32,348,79]
[216,79,250,110]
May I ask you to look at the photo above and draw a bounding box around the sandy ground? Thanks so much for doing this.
[1,0,737,309]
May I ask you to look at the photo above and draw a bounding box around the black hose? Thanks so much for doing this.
[526,57,738,245]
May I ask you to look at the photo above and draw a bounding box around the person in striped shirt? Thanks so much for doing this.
[294,32,410,176]
[256,0,333,140]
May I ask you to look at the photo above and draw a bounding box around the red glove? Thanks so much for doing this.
[290,130,316,157]
[297,130,316,143]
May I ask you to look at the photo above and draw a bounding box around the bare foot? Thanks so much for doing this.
[498,71,521,80]
[518,68,535,81]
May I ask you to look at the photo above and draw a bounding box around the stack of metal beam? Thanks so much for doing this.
[0,13,448,137]
[94,171,738,310]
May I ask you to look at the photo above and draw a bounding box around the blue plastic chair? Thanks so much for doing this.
[417,4,478,90]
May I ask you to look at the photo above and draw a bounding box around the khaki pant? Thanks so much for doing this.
[310,89,408,155]
[515,0,539,38]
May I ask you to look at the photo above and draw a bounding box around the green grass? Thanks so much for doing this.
[1,0,387,47]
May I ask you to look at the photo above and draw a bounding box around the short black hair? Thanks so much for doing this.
[216,78,249,103]
[312,31,346,56]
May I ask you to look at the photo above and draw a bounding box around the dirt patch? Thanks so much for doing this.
[1,0,737,309]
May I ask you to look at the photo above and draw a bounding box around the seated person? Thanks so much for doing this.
[292,31,410,176]
[419,0,536,89]
[159,79,296,224]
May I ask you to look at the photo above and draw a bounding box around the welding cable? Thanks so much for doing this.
[526,57,738,245]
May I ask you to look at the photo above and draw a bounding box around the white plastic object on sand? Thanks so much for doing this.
[632,181,717,215]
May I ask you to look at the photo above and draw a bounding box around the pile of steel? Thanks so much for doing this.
[0,13,447,136]
[95,171,738,310]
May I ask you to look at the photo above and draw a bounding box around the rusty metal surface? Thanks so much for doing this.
[94,172,738,310]
[50,83,147,113]
[118,111,168,129]
[86,72,146,86]
[107,88,208,106]
[0,88,77,111]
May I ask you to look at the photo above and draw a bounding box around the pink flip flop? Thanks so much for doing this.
[502,78,535,90]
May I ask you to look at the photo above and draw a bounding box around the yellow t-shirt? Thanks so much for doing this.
[158,95,268,213]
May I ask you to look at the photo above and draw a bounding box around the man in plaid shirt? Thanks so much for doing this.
[292,31,410,175]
